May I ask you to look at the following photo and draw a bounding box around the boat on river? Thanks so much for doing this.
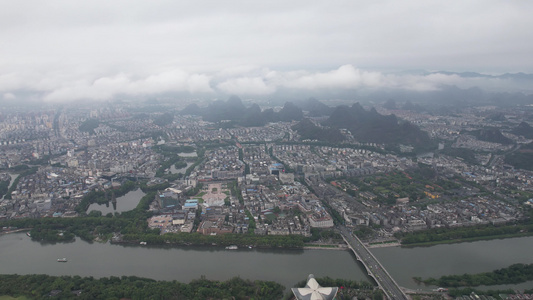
[225,245,238,250]
[57,258,67,262]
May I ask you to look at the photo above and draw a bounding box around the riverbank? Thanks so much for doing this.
[371,235,533,292]
[0,228,30,235]
[396,218,533,248]
[399,231,533,248]
[303,244,348,250]
[366,241,401,248]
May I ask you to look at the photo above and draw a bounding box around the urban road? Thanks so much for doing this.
[339,225,409,300]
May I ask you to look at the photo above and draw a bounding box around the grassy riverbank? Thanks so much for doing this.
[395,216,533,247]
[399,231,533,248]
[303,244,347,250]
[0,296,30,300]
[416,263,533,288]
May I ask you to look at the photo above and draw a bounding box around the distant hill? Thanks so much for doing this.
[323,103,432,148]
[181,103,202,116]
[505,142,533,171]
[179,96,304,126]
[292,118,345,143]
[153,112,174,127]
[203,96,246,123]
[485,112,507,122]
[293,98,335,117]
[401,100,424,112]
[240,103,267,127]
[430,71,533,81]
[471,128,513,145]
[277,101,304,122]
[383,99,397,109]
[79,119,99,135]
[511,122,533,139]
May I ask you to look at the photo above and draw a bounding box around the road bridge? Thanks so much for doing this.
[339,226,409,300]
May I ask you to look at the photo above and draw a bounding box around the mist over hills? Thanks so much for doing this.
[180,96,432,149]
[323,103,431,147]
[2,68,533,107]
[291,119,346,144]
[470,128,513,145]
[511,122,533,139]
[180,96,304,127]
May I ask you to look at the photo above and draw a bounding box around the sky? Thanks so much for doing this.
[1,0,533,103]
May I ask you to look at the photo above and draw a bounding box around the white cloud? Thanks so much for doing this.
[217,77,275,95]
[3,92,16,100]
[282,65,385,90]
[0,1,531,102]
[4,65,521,102]
[43,69,213,102]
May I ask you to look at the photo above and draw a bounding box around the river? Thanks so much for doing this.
[87,189,146,214]
[0,233,367,291]
[371,236,533,291]
[2,232,533,292]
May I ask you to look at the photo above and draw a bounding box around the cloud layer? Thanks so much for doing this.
[0,1,532,102]
[2,64,533,102]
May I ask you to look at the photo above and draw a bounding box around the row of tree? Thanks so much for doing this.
[0,179,9,199]
[418,263,533,287]
[0,274,285,300]
[396,221,533,245]
[121,232,306,249]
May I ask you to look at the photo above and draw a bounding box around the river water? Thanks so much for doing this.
[0,233,367,291]
[2,232,533,292]
[87,189,146,214]
[371,236,533,291]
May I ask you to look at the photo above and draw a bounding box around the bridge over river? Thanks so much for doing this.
[339,226,409,300]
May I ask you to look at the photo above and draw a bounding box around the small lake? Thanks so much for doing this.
[87,189,146,214]
[1,172,16,200]
[169,162,192,174]
[178,151,197,158]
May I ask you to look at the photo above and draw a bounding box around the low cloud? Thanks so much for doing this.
[43,70,213,102]
[283,65,385,90]
[0,65,532,103]
[214,65,533,95]
[3,92,16,100]
[217,77,276,95]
